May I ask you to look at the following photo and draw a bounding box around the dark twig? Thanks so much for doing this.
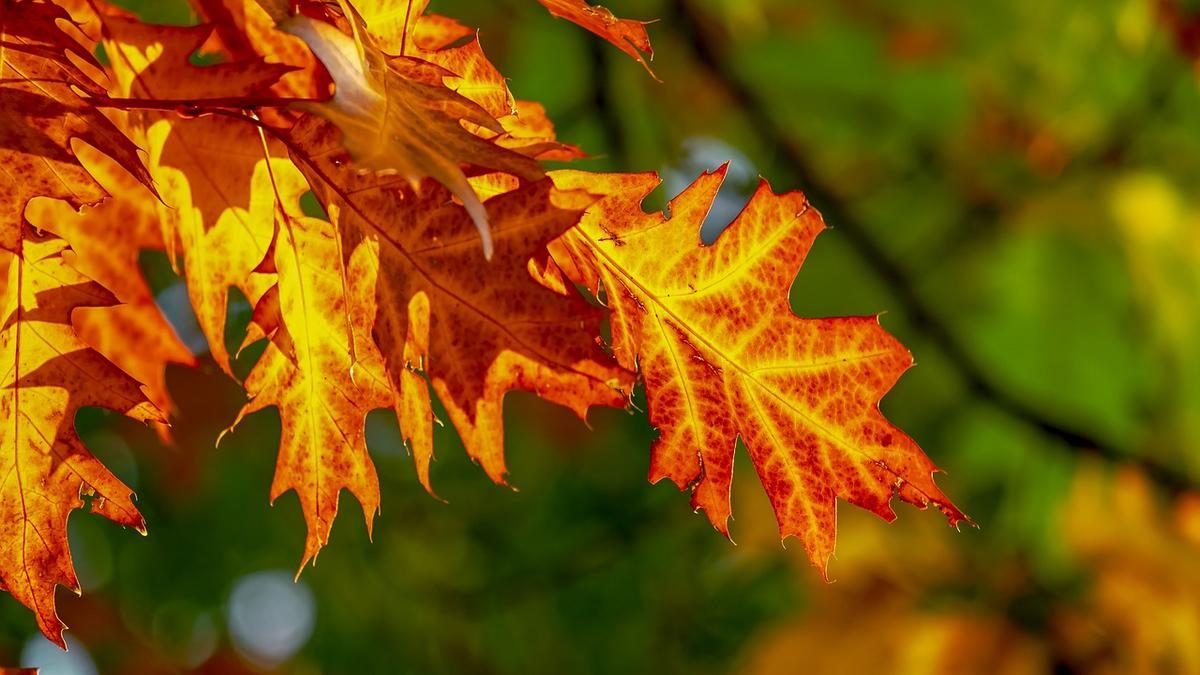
[668,0,1194,495]
[588,37,628,168]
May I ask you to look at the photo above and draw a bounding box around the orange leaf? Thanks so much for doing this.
[0,0,152,253]
[537,0,657,79]
[102,16,293,374]
[0,228,162,647]
[101,14,294,102]
[25,142,197,413]
[230,169,392,571]
[288,117,632,491]
[108,14,397,565]
[549,167,967,572]
[0,3,167,645]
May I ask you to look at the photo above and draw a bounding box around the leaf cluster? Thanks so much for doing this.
[0,0,963,647]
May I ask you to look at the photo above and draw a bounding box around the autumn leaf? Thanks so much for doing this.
[0,0,152,252]
[287,116,631,491]
[547,166,967,571]
[277,4,544,258]
[100,11,295,103]
[0,227,163,647]
[0,1,168,647]
[25,142,197,413]
[101,14,293,374]
[104,12,399,568]
[228,165,392,571]
[536,0,657,79]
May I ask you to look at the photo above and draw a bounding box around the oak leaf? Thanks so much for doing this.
[0,2,168,646]
[101,15,293,374]
[0,0,981,651]
[288,116,631,491]
[106,13,404,568]
[0,227,162,647]
[229,163,392,570]
[547,166,967,571]
[25,142,197,413]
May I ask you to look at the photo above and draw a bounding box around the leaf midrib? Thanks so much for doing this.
[290,149,614,390]
[576,225,928,496]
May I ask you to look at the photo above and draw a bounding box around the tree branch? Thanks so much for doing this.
[85,94,323,112]
[667,0,1194,495]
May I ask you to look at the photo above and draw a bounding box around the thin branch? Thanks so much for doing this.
[667,0,1194,495]
[588,37,628,168]
[85,94,324,112]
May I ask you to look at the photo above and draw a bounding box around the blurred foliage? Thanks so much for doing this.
[4,0,1200,672]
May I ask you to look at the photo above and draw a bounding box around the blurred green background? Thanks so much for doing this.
[5,0,1200,672]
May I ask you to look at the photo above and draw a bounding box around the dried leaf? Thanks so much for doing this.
[536,0,657,78]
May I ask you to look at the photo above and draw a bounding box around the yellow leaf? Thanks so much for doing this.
[536,0,657,79]
[103,16,294,374]
[0,228,162,647]
[232,202,392,571]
